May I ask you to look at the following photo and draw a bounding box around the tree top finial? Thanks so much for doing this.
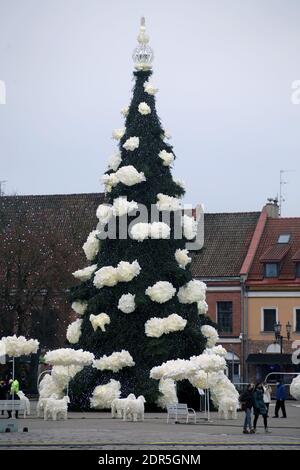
[132,17,154,71]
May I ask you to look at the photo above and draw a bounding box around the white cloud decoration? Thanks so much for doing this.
[201,325,219,348]
[72,264,97,283]
[116,165,146,186]
[156,193,182,211]
[0,335,39,357]
[122,136,140,151]
[145,281,176,304]
[112,128,125,140]
[90,379,121,409]
[138,102,151,115]
[120,106,129,117]
[89,313,111,332]
[82,230,100,261]
[156,378,178,410]
[96,204,113,225]
[143,81,158,95]
[145,314,187,338]
[44,348,95,367]
[71,300,88,316]
[182,215,198,240]
[66,319,82,344]
[108,151,122,171]
[130,222,170,241]
[178,280,207,304]
[158,150,174,166]
[93,350,135,373]
[197,300,208,315]
[93,260,141,288]
[112,197,138,217]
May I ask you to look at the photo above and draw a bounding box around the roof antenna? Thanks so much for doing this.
[279,170,294,217]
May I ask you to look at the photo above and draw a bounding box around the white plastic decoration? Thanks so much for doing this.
[145,281,176,304]
[89,313,111,332]
[138,102,151,115]
[66,319,82,344]
[158,150,174,167]
[145,314,187,338]
[93,350,135,373]
[122,136,140,151]
[175,249,191,269]
[72,264,97,282]
[71,300,88,316]
[112,128,125,140]
[117,260,141,282]
[93,266,118,288]
[118,293,136,313]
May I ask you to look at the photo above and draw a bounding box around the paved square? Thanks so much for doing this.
[0,401,299,450]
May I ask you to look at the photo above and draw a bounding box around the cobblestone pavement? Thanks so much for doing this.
[0,401,299,450]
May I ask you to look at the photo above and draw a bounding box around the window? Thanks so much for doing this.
[264,263,279,278]
[278,234,290,244]
[263,308,277,332]
[296,263,300,278]
[217,301,233,333]
[296,309,300,332]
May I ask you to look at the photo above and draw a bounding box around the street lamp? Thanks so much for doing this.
[274,321,291,353]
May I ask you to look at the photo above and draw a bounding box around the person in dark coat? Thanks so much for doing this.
[253,383,271,433]
[273,381,287,418]
[239,383,255,434]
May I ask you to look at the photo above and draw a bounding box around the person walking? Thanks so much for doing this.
[239,383,255,434]
[273,381,287,418]
[263,382,272,417]
[253,383,271,433]
[7,378,20,419]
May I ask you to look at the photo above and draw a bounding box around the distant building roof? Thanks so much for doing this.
[248,217,300,281]
[0,194,261,280]
[191,212,260,278]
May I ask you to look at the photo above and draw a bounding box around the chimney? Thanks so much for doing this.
[263,198,279,218]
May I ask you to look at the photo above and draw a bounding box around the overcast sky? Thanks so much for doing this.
[0,0,299,216]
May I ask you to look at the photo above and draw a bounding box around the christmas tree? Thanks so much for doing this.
[67,18,215,410]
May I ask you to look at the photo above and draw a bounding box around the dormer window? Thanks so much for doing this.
[278,234,291,244]
[264,262,279,278]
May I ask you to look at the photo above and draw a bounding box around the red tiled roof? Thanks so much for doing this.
[292,249,300,262]
[259,244,290,262]
[248,218,300,282]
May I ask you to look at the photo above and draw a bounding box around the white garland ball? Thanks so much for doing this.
[117,260,141,282]
[93,266,118,288]
[143,81,158,95]
[96,204,113,225]
[145,281,176,304]
[130,223,150,241]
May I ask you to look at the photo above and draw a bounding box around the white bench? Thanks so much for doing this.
[0,400,26,418]
[167,403,196,424]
